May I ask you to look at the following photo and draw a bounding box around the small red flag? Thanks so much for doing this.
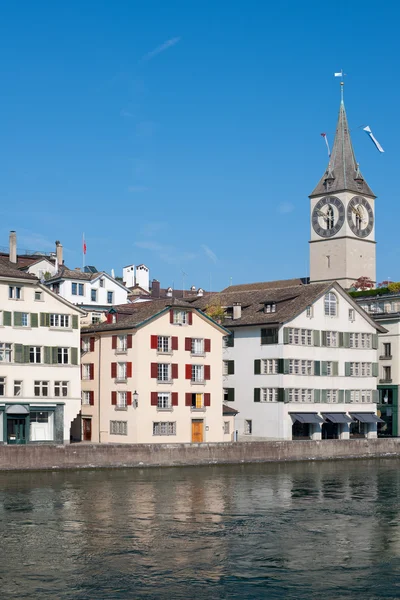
[83,239,87,255]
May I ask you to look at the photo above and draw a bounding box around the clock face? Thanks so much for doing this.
[312,196,345,238]
[347,196,374,238]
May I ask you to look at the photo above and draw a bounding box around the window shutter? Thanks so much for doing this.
[321,331,327,346]
[283,328,289,344]
[314,389,320,403]
[372,390,378,403]
[261,328,267,345]
[111,391,117,405]
[277,358,284,374]
[150,335,158,349]
[185,392,192,406]
[345,362,351,377]
[171,336,178,350]
[188,312,193,325]
[314,361,320,376]
[338,390,344,403]
[89,391,94,405]
[151,392,158,406]
[171,364,178,379]
[338,332,344,347]
[127,391,132,406]
[90,337,95,352]
[89,363,94,380]
[345,390,351,403]
[3,311,11,326]
[14,312,22,327]
[44,346,51,364]
[277,388,284,402]
[321,361,327,376]
[313,330,320,346]
[185,338,192,351]
[333,361,339,376]
[23,345,30,363]
[254,388,261,402]
[284,389,289,403]
[127,362,132,378]
[185,364,192,379]
[151,363,158,378]
[40,313,50,327]
[169,309,174,324]
[71,347,78,365]
[372,362,379,377]
[31,313,38,327]
[254,359,261,375]
[127,334,133,349]
[321,389,327,403]
[343,333,350,348]
[112,336,117,350]
[225,331,234,347]
[227,388,235,402]
[111,362,117,378]
[204,393,211,406]
[52,347,58,364]
[204,365,211,380]
[283,359,290,374]
[172,392,178,406]
[227,361,234,375]
[72,315,78,329]
[204,339,211,352]
[372,334,378,349]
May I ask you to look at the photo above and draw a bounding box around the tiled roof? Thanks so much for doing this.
[223,404,239,416]
[221,278,306,292]
[0,256,38,280]
[0,251,55,269]
[47,266,95,282]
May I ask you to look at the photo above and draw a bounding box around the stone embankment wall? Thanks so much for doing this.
[1,439,400,471]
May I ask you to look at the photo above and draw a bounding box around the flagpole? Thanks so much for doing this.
[82,233,85,271]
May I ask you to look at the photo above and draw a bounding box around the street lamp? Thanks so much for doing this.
[133,390,139,408]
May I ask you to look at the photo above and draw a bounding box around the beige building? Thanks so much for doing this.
[80,300,230,443]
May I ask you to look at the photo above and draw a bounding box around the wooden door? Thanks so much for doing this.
[191,419,204,443]
[82,418,92,441]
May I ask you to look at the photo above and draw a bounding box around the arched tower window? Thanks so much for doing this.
[324,292,338,316]
[326,205,334,230]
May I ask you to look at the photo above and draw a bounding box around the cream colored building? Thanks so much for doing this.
[0,256,84,444]
[80,300,229,443]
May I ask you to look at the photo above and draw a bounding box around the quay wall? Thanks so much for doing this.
[1,438,400,471]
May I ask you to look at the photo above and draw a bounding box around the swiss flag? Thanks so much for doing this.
[83,237,87,255]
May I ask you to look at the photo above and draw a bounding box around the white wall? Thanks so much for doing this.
[48,274,129,308]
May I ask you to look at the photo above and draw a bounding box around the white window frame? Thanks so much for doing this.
[192,364,204,382]
[82,364,91,380]
[261,388,278,402]
[34,291,42,301]
[21,312,29,327]
[54,381,68,397]
[117,362,127,381]
[9,285,22,300]
[262,359,278,374]
[117,391,127,408]
[173,310,188,325]
[91,289,97,302]
[82,337,90,352]
[0,343,12,363]
[244,420,252,435]
[110,420,128,435]
[82,391,91,405]
[0,376,5,396]
[158,363,170,382]
[191,338,204,355]
[157,392,171,409]
[117,335,127,352]
[13,380,22,397]
[348,308,355,322]
[107,291,114,304]
[50,314,70,328]
[153,421,176,436]
[157,336,170,353]
[57,347,69,364]
[29,346,42,364]
[34,380,49,397]
[324,292,338,317]
[224,421,230,435]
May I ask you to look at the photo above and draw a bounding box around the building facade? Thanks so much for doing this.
[80,300,229,443]
[0,257,84,444]
[192,282,384,441]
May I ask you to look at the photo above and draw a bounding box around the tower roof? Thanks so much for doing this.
[310,93,375,198]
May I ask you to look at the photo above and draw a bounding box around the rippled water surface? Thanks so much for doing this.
[1,460,400,599]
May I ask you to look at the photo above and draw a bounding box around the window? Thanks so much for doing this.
[57,348,69,364]
[116,335,127,352]
[72,282,77,295]
[325,331,338,347]
[383,366,392,381]
[192,364,204,382]
[383,343,391,357]
[82,337,90,352]
[153,422,176,436]
[288,389,313,403]
[117,392,127,408]
[173,310,188,325]
[349,308,355,322]
[0,377,5,396]
[34,291,42,301]
[190,393,204,408]
[157,336,170,353]
[306,305,313,318]
[30,347,42,364]
[324,292,337,316]
[54,381,68,397]
[289,359,313,375]
[261,328,278,345]
[100,278,104,288]
[244,420,252,435]
[0,343,12,362]
[158,363,170,382]
[261,388,278,402]
[34,381,49,397]
[265,303,276,313]
[288,328,312,346]
[224,421,230,435]
[326,389,338,403]
[82,391,91,405]
[349,333,372,349]
[110,421,128,435]
[92,312,101,324]
[107,291,114,304]
[191,338,204,355]
[117,362,127,381]
[78,284,84,296]
[326,361,333,376]
[30,411,54,441]
[21,313,29,327]
[14,380,22,397]
[157,392,171,409]
[223,361,229,376]
[351,390,373,403]
[9,286,22,299]
[262,359,278,374]
[91,289,97,302]
[82,364,91,380]
[50,314,70,328]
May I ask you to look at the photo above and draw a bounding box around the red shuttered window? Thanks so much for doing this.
[151,392,158,406]
[127,362,132,378]
[172,392,178,406]
[90,337,95,352]
[185,364,192,379]
[204,339,211,353]
[89,364,94,380]
[185,392,192,406]
[111,391,117,405]
[188,312,193,325]
[171,336,178,350]
[151,363,158,378]
[89,391,94,405]
[127,334,132,349]
[204,365,211,380]
[150,335,158,349]
[171,364,178,380]
[204,393,211,406]
[185,337,192,351]
[112,336,117,349]
[169,309,174,324]
[127,391,132,406]
[111,362,117,378]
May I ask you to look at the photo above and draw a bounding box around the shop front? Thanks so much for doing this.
[378,386,398,437]
[290,413,324,440]
[349,412,384,439]
[0,404,64,445]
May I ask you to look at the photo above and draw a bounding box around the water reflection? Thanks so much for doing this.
[1,460,400,599]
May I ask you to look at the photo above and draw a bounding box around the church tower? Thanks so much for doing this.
[309,83,376,289]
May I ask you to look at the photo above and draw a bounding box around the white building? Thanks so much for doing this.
[193,281,385,441]
[0,255,84,444]
[122,263,150,291]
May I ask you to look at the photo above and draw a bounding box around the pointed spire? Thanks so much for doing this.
[310,92,375,198]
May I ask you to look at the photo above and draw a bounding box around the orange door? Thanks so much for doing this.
[82,418,92,441]
[191,420,204,443]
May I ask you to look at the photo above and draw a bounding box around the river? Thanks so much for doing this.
[1,459,400,599]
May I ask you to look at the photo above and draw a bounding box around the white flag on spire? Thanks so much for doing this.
[363,126,384,153]
[334,70,343,77]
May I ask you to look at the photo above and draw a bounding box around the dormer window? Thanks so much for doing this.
[324,292,337,317]
[224,307,233,319]
[264,303,276,313]
[166,287,173,298]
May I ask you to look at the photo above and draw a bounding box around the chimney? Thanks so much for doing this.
[55,240,63,267]
[9,231,17,264]
[151,279,160,298]
[233,302,242,320]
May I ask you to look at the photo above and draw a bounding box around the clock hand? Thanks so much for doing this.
[316,209,328,221]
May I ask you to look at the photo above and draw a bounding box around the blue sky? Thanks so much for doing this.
[0,0,398,289]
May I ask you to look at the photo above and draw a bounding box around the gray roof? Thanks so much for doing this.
[221,278,306,293]
[310,100,375,198]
